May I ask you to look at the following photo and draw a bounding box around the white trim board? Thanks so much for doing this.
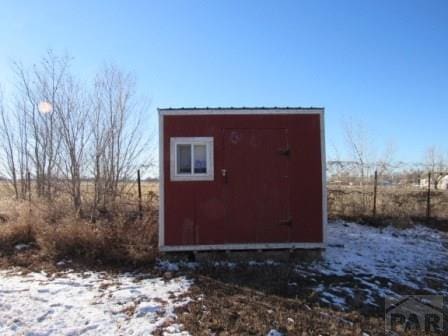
[158,107,327,251]
[160,242,325,252]
[158,111,165,247]
[321,109,328,245]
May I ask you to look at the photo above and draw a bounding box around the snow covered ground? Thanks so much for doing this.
[0,270,191,336]
[295,221,448,311]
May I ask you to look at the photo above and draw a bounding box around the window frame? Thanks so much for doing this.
[170,137,214,181]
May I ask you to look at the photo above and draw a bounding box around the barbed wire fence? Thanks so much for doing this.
[2,163,447,223]
[327,161,448,221]
[0,169,159,219]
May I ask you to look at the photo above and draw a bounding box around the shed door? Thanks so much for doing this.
[222,128,291,244]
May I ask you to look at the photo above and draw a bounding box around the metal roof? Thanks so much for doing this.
[158,106,324,110]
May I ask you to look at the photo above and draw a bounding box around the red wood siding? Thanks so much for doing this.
[163,114,323,246]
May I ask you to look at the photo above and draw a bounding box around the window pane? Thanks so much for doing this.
[194,144,207,174]
[177,144,191,174]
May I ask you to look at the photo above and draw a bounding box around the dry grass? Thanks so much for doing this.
[0,221,34,255]
[328,186,448,229]
[0,181,14,199]
[0,196,159,267]
[0,181,158,201]
[157,274,386,336]
[156,272,441,336]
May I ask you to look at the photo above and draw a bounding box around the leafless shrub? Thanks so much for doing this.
[0,223,34,255]
[0,201,37,254]
[37,204,158,264]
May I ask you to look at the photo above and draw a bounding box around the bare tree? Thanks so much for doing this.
[0,88,19,199]
[90,65,150,213]
[424,146,446,189]
[1,53,153,216]
[54,74,90,211]
[343,118,373,185]
[375,141,397,176]
[12,51,68,199]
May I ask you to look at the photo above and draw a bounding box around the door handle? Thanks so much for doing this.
[221,169,228,184]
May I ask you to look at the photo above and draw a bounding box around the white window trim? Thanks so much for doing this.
[170,137,214,181]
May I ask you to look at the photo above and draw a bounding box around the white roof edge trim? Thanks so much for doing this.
[158,108,324,116]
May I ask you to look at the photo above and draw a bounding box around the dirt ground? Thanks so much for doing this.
[169,274,385,336]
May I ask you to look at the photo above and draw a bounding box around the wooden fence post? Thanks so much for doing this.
[137,169,142,219]
[373,170,378,217]
[27,171,31,202]
[426,172,431,219]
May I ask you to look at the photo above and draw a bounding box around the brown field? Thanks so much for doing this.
[0,181,159,200]
[329,185,448,217]
[0,181,13,199]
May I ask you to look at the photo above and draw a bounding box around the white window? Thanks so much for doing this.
[170,137,214,181]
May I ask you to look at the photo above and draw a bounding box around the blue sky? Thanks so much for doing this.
[0,0,447,162]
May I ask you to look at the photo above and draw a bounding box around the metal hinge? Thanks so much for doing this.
[278,146,290,157]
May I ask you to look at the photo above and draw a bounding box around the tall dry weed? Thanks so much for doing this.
[0,198,158,265]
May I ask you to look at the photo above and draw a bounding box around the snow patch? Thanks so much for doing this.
[296,221,448,310]
[14,243,30,251]
[157,260,199,272]
[0,270,192,335]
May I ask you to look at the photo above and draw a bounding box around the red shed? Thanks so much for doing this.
[159,107,327,252]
